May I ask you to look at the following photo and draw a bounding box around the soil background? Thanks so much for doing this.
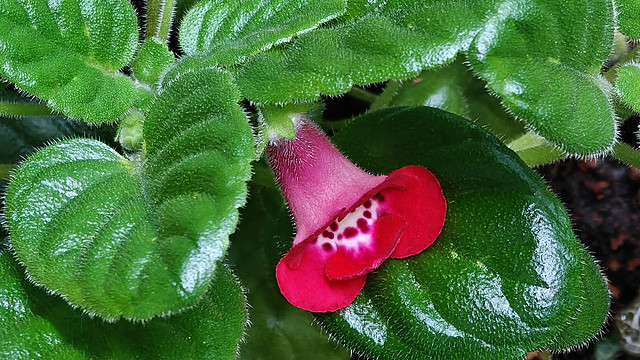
[539,157,640,360]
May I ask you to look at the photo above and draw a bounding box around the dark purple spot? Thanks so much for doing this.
[363,211,372,218]
[364,200,371,208]
[337,234,343,240]
[312,236,318,243]
[322,230,334,239]
[357,218,368,228]
[377,194,385,202]
[330,222,338,231]
[343,227,358,239]
[322,243,333,252]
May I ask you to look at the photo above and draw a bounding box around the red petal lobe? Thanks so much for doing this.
[385,165,446,258]
[276,241,366,312]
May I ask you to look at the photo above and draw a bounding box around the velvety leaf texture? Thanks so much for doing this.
[616,0,640,39]
[132,38,176,88]
[0,0,139,122]
[179,0,347,65]
[616,63,640,112]
[230,182,351,360]
[4,65,255,320]
[235,0,615,155]
[0,249,247,360]
[314,107,609,360]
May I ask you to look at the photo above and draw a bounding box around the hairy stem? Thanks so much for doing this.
[146,0,177,42]
[370,80,401,111]
[348,86,379,104]
[0,101,54,118]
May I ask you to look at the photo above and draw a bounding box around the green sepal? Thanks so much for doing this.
[132,39,176,88]
[5,66,255,320]
[616,0,640,39]
[230,180,350,360]
[0,0,139,123]
[314,107,609,360]
[615,63,640,112]
[179,0,347,65]
[258,102,322,140]
[0,249,247,360]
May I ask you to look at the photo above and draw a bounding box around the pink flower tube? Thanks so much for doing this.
[267,115,446,312]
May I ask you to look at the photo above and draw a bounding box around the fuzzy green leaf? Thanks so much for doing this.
[179,0,347,65]
[314,107,609,360]
[616,63,640,112]
[4,65,255,320]
[236,0,615,155]
[0,249,247,360]
[230,181,350,360]
[132,38,176,88]
[617,0,640,39]
[0,0,139,122]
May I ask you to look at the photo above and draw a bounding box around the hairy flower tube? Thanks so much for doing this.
[267,115,446,312]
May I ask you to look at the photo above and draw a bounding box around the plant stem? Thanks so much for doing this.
[146,0,177,43]
[508,132,566,167]
[0,101,54,117]
[370,80,401,111]
[611,142,640,169]
[0,164,16,179]
[348,86,378,104]
[603,40,639,84]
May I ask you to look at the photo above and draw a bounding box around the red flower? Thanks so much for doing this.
[267,115,446,312]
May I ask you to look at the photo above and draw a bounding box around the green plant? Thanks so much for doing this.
[1,0,638,359]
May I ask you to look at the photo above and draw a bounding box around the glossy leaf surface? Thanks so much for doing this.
[179,0,346,65]
[4,66,254,320]
[0,249,247,360]
[314,107,609,360]
[0,0,139,122]
[617,0,640,39]
[236,0,615,154]
[230,180,351,360]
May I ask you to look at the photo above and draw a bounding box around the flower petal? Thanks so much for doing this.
[276,239,366,312]
[325,213,405,281]
[383,165,447,259]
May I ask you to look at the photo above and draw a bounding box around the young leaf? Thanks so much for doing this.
[313,107,609,360]
[4,65,255,320]
[132,39,176,88]
[616,0,640,39]
[235,0,615,155]
[229,181,351,360]
[179,0,347,65]
[0,249,247,360]
[615,63,640,112]
[0,0,139,122]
